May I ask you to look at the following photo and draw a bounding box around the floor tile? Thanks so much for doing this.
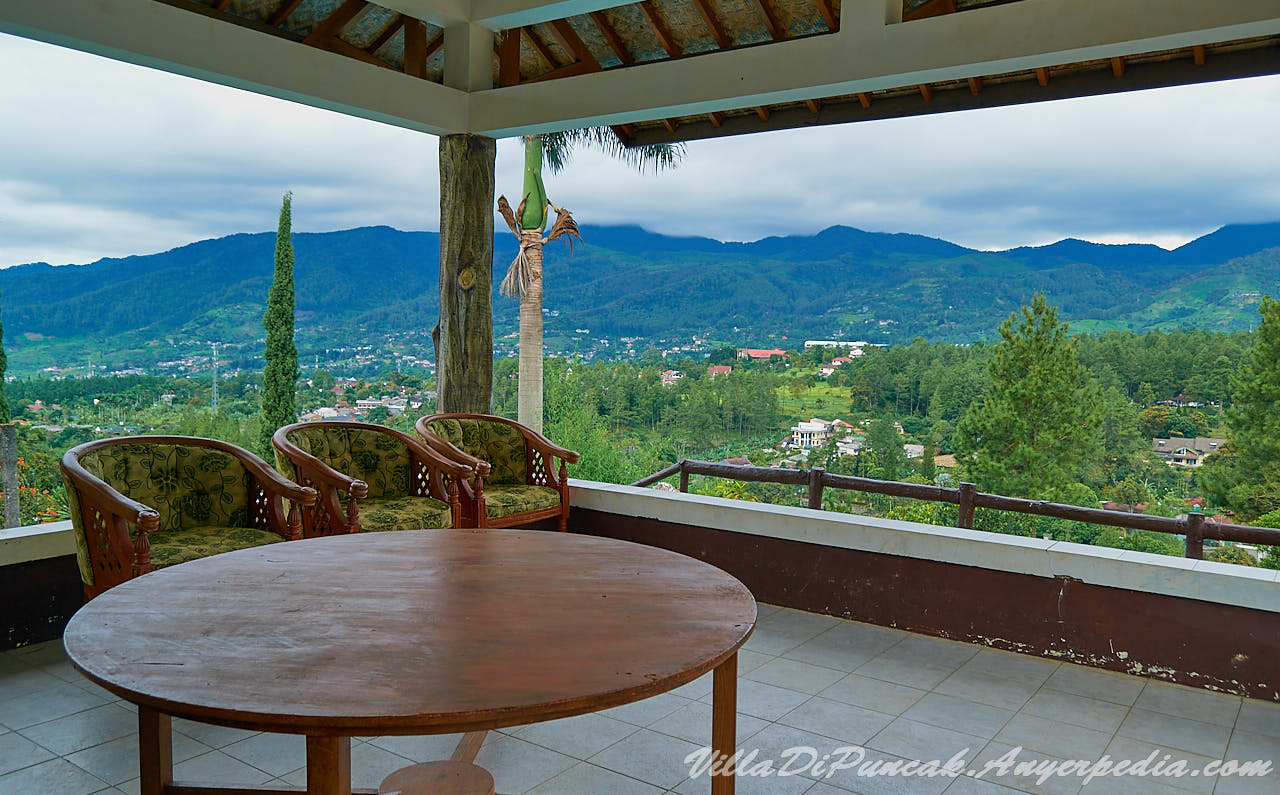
[364,733,465,762]
[868,718,986,766]
[991,713,1112,760]
[0,679,107,729]
[598,692,691,727]
[1234,699,1280,740]
[1218,729,1280,794]
[529,761,665,794]
[668,672,714,700]
[348,741,418,790]
[171,717,259,749]
[1017,688,1129,733]
[18,702,138,756]
[856,650,961,691]
[744,625,823,657]
[513,712,640,759]
[473,734,577,794]
[891,635,982,670]
[649,702,766,747]
[819,673,927,716]
[1041,664,1144,706]
[1099,735,1218,794]
[588,728,704,790]
[960,649,1059,687]
[64,731,210,785]
[779,697,896,746]
[741,721,864,775]
[965,743,1080,795]
[0,757,108,795]
[901,693,1014,739]
[782,623,906,672]
[1116,708,1232,757]
[172,749,274,785]
[699,679,811,722]
[747,658,846,695]
[943,775,1023,795]
[814,746,957,795]
[220,731,307,778]
[0,729,55,776]
[1133,681,1242,728]
[934,669,1041,712]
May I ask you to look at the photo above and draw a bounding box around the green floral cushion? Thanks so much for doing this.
[78,444,250,532]
[426,418,527,485]
[284,425,410,499]
[357,495,454,532]
[146,525,284,569]
[482,485,562,519]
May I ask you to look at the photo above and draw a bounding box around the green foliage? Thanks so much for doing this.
[0,302,8,423]
[1205,544,1257,566]
[1220,295,1280,518]
[954,294,1101,499]
[866,418,904,481]
[260,192,299,455]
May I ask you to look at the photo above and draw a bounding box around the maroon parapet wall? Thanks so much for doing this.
[571,507,1280,701]
[1,554,83,650]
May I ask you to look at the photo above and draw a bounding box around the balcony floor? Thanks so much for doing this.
[1,604,1276,794]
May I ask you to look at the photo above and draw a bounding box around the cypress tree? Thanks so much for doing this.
[954,293,1101,500]
[260,192,298,454]
[0,303,9,423]
[1222,295,1280,516]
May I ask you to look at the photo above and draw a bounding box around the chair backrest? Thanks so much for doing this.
[423,417,527,486]
[74,441,251,532]
[282,424,411,499]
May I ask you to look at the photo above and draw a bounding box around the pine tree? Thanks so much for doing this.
[0,303,9,423]
[954,293,1101,499]
[1222,295,1280,517]
[260,192,298,455]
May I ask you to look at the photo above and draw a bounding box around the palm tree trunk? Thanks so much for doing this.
[518,233,544,433]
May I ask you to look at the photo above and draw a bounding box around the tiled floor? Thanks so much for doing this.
[1,604,1277,794]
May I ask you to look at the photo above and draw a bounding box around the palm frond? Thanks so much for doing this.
[541,127,685,175]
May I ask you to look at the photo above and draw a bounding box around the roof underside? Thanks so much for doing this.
[4,0,1280,141]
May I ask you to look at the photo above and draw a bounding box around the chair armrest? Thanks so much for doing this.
[228,445,318,507]
[271,428,369,499]
[402,433,477,480]
[60,454,160,528]
[520,426,581,464]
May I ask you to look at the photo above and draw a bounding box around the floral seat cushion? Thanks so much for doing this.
[147,526,284,569]
[358,496,454,532]
[482,485,561,520]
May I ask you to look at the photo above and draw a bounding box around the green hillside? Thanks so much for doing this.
[4,222,1280,375]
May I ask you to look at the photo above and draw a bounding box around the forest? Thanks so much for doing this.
[6,299,1279,568]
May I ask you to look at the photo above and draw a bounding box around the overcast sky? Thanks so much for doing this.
[3,31,1280,268]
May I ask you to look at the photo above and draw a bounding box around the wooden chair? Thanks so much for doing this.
[272,420,472,537]
[61,435,317,600]
[414,413,579,531]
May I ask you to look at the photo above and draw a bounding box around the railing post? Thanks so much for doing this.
[1185,513,1205,559]
[678,459,689,493]
[808,467,825,510]
[957,482,976,529]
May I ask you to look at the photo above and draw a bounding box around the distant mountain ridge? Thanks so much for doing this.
[5,221,1280,373]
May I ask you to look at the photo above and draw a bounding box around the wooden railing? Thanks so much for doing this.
[632,459,1280,559]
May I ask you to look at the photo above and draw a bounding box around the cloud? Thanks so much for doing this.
[2,31,1280,267]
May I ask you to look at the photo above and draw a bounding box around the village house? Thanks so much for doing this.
[1152,437,1226,467]
[708,364,732,378]
[660,369,683,387]
[738,348,787,361]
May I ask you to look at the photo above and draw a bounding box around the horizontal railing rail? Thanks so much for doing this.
[632,459,1280,559]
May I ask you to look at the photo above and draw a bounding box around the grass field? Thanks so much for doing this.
[777,382,851,420]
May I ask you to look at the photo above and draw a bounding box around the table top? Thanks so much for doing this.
[63,529,756,735]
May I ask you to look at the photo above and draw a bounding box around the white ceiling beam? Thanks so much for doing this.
[469,0,1280,136]
[469,0,632,31]
[0,0,469,136]
[374,0,469,28]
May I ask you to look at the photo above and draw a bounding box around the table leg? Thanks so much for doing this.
[138,707,173,795]
[306,736,352,795]
[711,653,737,795]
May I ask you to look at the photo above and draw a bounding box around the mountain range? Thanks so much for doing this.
[4,221,1280,374]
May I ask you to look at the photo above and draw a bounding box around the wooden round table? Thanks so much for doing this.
[64,529,757,795]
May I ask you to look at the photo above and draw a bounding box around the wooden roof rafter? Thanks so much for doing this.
[691,0,731,49]
[640,1,682,58]
[590,11,633,65]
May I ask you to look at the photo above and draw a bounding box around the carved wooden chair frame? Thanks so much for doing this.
[271,420,471,537]
[414,413,580,531]
[61,435,317,600]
